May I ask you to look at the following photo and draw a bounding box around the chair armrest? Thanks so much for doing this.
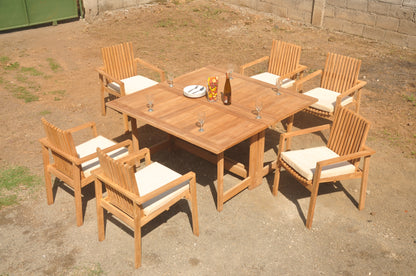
[94,170,195,205]
[39,137,78,164]
[280,64,308,80]
[136,171,196,205]
[116,147,151,166]
[313,147,375,180]
[96,67,124,86]
[317,147,376,168]
[79,139,133,165]
[335,80,367,106]
[340,80,367,97]
[281,124,331,140]
[277,124,331,158]
[66,121,97,137]
[294,69,322,92]
[135,58,166,82]
[239,56,269,75]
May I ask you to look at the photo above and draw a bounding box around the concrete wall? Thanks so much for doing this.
[82,0,416,49]
[224,0,416,48]
[83,0,160,21]
[322,0,416,48]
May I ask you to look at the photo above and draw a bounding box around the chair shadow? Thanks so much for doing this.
[263,171,357,225]
[51,178,97,222]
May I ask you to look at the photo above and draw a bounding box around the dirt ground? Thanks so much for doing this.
[1,0,415,274]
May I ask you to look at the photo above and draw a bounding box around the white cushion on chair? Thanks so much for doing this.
[304,87,353,113]
[135,162,189,215]
[108,75,158,95]
[281,146,356,181]
[76,135,129,177]
[250,72,294,88]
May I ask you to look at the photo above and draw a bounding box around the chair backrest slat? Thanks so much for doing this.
[268,40,301,77]
[102,42,137,80]
[327,107,370,162]
[42,118,78,177]
[97,148,139,216]
[321,53,361,93]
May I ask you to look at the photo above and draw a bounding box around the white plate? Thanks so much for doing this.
[183,85,206,98]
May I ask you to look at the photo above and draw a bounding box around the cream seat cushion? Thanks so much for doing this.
[108,75,158,95]
[304,87,353,113]
[250,72,295,88]
[76,135,129,177]
[281,146,356,181]
[135,162,189,215]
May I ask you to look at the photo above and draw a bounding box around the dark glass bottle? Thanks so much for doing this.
[223,72,231,105]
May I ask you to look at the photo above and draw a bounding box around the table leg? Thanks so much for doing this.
[130,117,140,151]
[216,152,224,212]
[286,114,294,150]
[248,131,265,190]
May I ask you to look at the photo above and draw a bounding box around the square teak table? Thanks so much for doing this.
[107,66,316,211]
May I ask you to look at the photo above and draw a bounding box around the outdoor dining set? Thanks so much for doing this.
[39,40,375,268]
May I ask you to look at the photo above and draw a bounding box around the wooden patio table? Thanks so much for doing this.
[106,66,316,211]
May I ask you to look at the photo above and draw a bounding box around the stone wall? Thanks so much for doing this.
[224,0,416,49]
[83,0,157,22]
[82,0,416,48]
[322,0,416,48]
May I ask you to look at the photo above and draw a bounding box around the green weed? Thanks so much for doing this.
[39,110,51,116]
[194,6,222,18]
[0,56,10,64]
[156,18,175,28]
[403,94,416,106]
[21,66,44,76]
[49,90,65,101]
[47,58,62,72]
[0,195,18,207]
[0,166,40,190]
[4,82,39,102]
[0,166,41,208]
[4,61,20,70]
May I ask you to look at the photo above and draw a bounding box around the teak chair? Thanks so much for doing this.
[39,118,132,226]
[96,42,166,131]
[294,52,367,120]
[273,107,375,229]
[239,40,307,89]
[93,147,199,268]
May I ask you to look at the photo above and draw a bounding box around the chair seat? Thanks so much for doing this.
[108,75,158,95]
[281,146,356,181]
[250,72,294,88]
[76,135,129,177]
[304,88,353,113]
[135,162,189,215]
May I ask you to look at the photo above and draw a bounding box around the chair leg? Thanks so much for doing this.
[272,163,281,196]
[73,166,83,226]
[101,85,106,116]
[133,206,142,268]
[95,179,105,241]
[189,176,199,236]
[42,146,54,205]
[306,178,320,229]
[358,156,371,210]
[123,113,130,133]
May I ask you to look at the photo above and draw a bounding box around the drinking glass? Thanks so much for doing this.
[227,64,234,79]
[273,77,283,95]
[146,94,154,112]
[167,73,174,87]
[197,111,206,132]
[255,97,263,119]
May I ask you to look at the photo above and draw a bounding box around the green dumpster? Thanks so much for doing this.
[0,0,81,31]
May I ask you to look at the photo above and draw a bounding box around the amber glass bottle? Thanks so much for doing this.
[223,72,231,105]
